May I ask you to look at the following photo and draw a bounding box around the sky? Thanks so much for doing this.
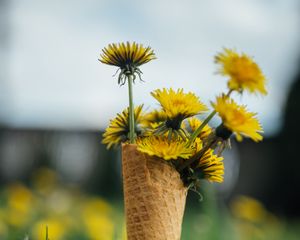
[1,0,300,136]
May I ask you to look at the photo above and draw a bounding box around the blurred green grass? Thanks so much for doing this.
[0,168,299,240]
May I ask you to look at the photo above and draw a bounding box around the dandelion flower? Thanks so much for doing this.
[6,183,34,227]
[186,117,212,140]
[99,42,156,85]
[141,110,167,129]
[197,149,224,183]
[230,196,267,222]
[150,88,207,139]
[212,96,263,142]
[137,136,194,160]
[215,48,267,95]
[32,217,68,240]
[151,88,207,120]
[102,105,144,149]
[81,198,114,240]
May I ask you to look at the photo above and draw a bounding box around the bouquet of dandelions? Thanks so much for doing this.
[99,42,267,240]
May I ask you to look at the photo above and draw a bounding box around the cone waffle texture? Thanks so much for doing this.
[122,144,187,240]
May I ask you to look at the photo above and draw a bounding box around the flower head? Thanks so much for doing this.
[230,196,268,223]
[212,96,263,142]
[197,149,224,183]
[141,110,167,129]
[215,48,267,95]
[32,217,68,240]
[151,88,207,120]
[99,42,156,85]
[150,88,207,140]
[6,183,34,227]
[102,105,144,149]
[186,117,212,140]
[137,136,194,160]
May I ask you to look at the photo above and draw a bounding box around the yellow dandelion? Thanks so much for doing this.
[231,195,267,223]
[141,109,167,129]
[137,136,194,160]
[151,88,208,120]
[150,88,207,139]
[186,117,212,140]
[32,217,68,240]
[81,198,114,240]
[197,149,224,183]
[212,96,263,142]
[102,105,144,149]
[99,42,156,85]
[6,183,35,227]
[215,48,267,95]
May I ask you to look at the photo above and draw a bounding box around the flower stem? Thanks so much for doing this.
[179,135,219,172]
[127,74,135,143]
[189,110,216,145]
[188,89,233,145]
[45,225,49,240]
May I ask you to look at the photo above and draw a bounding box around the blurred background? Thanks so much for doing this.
[0,0,300,239]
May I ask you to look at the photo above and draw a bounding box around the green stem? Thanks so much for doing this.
[179,135,219,172]
[189,110,216,145]
[45,225,49,240]
[188,89,233,145]
[127,75,135,143]
[226,89,233,97]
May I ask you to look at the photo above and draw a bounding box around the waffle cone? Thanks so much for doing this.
[122,144,187,240]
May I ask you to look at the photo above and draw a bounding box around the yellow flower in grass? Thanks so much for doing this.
[102,105,144,149]
[32,217,68,240]
[230,195,282,240]
[81,198,114,240]
[215,48,267,95]
[99,42,156,85]
[151,88,207,120]
[212,96,263,142]
[6,183,34,227]
[186,117,212,140]
[231,196,267,223]
[197,149,224,183]
[137,136,194,160]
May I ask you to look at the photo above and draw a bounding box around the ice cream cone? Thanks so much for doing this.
[122,144,187,240]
